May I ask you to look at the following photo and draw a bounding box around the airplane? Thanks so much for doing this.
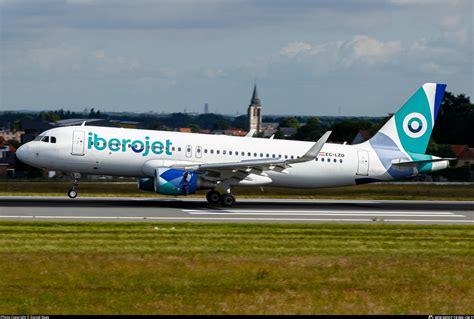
[16,83,453,207]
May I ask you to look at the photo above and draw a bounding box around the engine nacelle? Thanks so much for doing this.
[138,168,199,195]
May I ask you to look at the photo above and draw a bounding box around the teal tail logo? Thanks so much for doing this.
[370,83,446,155]
[394,83,446,154]
[366,83,447,179]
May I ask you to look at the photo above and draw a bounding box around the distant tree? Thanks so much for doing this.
[432,91,474,146]
[232,115,248,130]
[292,117,323,141]
[279,117,300,128]
[427,140,457,162]
[7,139,20,149]
[329,120,373,143]
[189,124,200,133]
[273,130,284,139]
[196,114,231,130]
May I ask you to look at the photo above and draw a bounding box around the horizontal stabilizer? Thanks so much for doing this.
[391,158,456,167]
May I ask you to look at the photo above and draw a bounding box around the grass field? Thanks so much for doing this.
[1,181,474,201]
[0,222,472,314]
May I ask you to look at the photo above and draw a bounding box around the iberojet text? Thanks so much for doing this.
[88,132,173,156]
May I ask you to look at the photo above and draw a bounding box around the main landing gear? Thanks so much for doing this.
[206,190,236,207]
[67,173,80,199]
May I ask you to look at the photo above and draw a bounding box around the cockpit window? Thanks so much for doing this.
[51,136,56,143]
[34,135,45,141]
[41,136,49,143]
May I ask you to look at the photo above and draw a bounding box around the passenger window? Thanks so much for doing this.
[223,150,226,155]
[333,158,337,163]
[285,155,288,159]
[241,152,245,156]
[41,136,49,143]
[315,157,318,161]
[229,151,232,155]
[217,150,220,154]
[50,136,56,143]
[204,149,208,153]
[260,153,263,157]
[178,147,182,152]
[211,149,214,154]
[291,155,294,159]
[266,154,269,157]
[340,159,343,163]
[321,158,325,162]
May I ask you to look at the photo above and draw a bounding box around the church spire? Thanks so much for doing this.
[247,84,262,133]
[251,84,261,105]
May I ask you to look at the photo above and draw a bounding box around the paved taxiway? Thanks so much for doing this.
[0,196,473,224]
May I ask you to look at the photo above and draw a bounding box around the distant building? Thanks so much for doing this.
[204,103,209,114]
[110,120,144,129]
[55,118,118,128]
[20,119,53,143]
[261,122,278,138]
[0,129,24,142]
[279,127,297,138]
[224,128,247,136]
[247,84,262,134]
[451,144,474,168]
[178,128,192,133]
[0,137,16,178]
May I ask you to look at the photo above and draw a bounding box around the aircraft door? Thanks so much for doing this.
[195,146,202,158]
[71,130,85,156]
[185,145,192,158]
[356,150,369,176]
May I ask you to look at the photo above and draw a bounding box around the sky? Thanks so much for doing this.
[1,0,472,116]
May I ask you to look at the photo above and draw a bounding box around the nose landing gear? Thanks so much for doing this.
[67,173,80,199]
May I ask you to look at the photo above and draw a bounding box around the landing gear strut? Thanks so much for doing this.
[206,189,236,207]
[68,173,80,199]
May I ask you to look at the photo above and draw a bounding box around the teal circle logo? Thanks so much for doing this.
[403,112,427,138]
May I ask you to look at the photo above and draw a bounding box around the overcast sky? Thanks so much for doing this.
[1,0,472,116]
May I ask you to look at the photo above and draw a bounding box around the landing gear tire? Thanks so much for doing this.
[68,173,80,199]
[68,189,77,199]
[206,190,221,204]
[220,193,236,207]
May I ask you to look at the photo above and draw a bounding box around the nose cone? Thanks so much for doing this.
[16,144,30,164]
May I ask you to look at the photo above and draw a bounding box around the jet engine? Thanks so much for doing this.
[138,168,199,195]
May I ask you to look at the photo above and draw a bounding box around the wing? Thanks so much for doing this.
[171,131,332,185]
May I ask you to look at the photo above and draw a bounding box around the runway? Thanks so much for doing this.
[0,196,473,224]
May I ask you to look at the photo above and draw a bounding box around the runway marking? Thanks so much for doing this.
[183,209,459,214]
[0,215,472,223]
[183,210,465,218]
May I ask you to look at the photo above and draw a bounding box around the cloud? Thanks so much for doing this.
[202,68,227,79]
[25,46,82,72]
[280,35,401,66]
[279,42,313,58]
[346,35,401,65]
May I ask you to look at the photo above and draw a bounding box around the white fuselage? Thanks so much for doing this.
[17,125,393,188]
